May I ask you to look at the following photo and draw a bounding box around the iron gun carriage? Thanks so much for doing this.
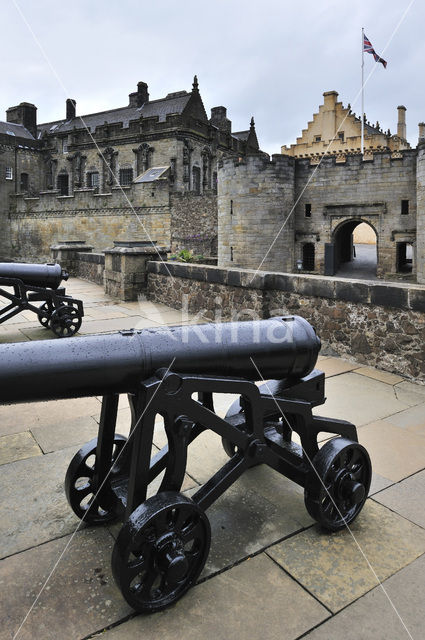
[0,261,84,337]
[0,316,371,612]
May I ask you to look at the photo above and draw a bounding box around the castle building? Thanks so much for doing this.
[0,77,259,261]
[218,91,425,284]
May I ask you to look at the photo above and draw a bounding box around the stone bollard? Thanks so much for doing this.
[104,240,168,301]
[50,241,93,275]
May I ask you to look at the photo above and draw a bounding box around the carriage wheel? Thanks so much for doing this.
[50,304,82,337]
[112,492,210,612]
[304,437,372,531]
[65,435,127,524]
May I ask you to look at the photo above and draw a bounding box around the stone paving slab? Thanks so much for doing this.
[357,420,425,482]
[31,414,100,453]
[0,396,101,438]
[314,373,411,427]
[372,469,425,529]
[0,445,83,559]
[0,330,29,343]
[382,403,425,431]
[200,466,313,578]
[354,367,405,385]
[0,527,132,640]
[301,553,425,640]
[314,357,360,378]
[0,430,41,465]
[267,500,425,613]
[98,554,329,640]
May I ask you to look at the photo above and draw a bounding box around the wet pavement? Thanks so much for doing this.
[0,278,424,640]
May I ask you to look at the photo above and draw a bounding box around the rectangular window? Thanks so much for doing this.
[401,200,409,215]
[230,246,234,262]
[119,168,133,186]
[5,166,13,180]
[62,138,68,154]
[338,132,344,141]
[305,203,312,218]
[314,135,321,142]
[87,171,99,188]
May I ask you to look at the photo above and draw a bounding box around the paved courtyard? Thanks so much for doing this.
[0,278,424,640]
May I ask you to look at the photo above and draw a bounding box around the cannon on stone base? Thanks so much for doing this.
[0,316,372,612]
[0,262,84,337]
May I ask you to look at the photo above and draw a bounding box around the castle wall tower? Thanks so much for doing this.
[416,136,425,284]
[218,154,295,271]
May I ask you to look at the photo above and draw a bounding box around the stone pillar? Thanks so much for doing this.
[416,143,425,284]
[50,241,93,275]
[104,240,168,301]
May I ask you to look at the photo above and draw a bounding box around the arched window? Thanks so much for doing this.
[302,243,315,270]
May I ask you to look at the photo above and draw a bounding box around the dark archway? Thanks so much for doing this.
[331,219,377,279]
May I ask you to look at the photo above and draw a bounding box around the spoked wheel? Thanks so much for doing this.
[65,435,128,524]
[112,492,211,613]
[37,302,52,328]
[304,437,372,531]
[50,304,82,338]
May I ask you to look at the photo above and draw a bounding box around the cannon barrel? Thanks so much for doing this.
[0,316,320,405]
[0,262,68,289]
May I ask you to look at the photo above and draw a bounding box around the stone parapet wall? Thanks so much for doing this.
[147,261,425,382]
[75,252,105,286]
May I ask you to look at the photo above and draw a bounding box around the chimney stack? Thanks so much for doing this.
[397,105,406,140]
[418,122,425,144]
[129,82,149,107]
[6,102,37,138]
[66,99,76,120]
[210,106,231,133]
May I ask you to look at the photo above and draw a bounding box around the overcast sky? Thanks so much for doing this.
[1,0,423,155]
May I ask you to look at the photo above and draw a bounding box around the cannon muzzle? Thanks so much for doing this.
[0,315,320,404]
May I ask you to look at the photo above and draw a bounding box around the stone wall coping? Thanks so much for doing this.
[104,245,169,255]
[147,260,425,312]
[76,252,105,264]
[50,242,93,250]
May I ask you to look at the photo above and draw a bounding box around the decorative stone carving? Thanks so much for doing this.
[133,143,154,175]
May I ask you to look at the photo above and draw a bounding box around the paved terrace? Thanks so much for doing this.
[0,278,424,640]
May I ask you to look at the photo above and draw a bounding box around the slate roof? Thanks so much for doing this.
[0,121,35,140]
[38,92,192,137]
[233,130,250,141]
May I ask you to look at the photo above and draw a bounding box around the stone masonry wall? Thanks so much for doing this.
[170,191,217,256]
[9,181,170,261]
[416,144,425,284]
[75,252,105,285]
[294,151,417,276]
[147,261,425,383]
[218,155,295,272]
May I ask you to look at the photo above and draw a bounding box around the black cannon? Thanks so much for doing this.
[0,316,371,612]
[0,262,84,337]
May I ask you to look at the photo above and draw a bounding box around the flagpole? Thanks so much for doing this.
[361,27,364,155]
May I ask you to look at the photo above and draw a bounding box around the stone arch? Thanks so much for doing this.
[331,218,378,278]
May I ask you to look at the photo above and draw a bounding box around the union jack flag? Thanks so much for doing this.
[363,33,387,68]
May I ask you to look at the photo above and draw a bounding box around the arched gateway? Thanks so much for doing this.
[325,219,378,279]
